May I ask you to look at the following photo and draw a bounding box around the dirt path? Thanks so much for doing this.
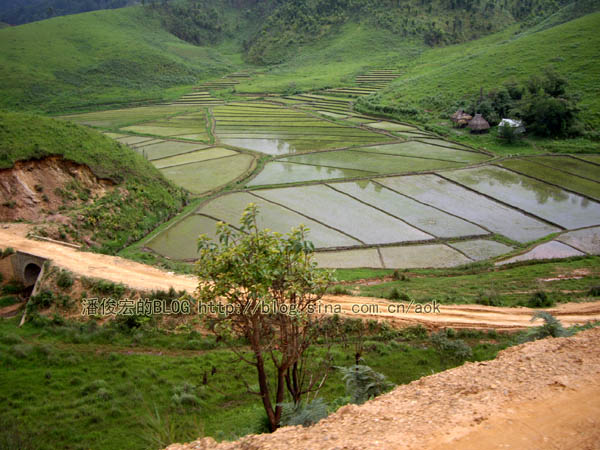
[2,224,600,330]
[165,327,600,450]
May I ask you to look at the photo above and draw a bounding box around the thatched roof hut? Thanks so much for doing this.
[451,110,473,128]
[468,114,490,133]
[451,109,464,123]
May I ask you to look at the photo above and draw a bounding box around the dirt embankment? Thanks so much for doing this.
[1,225,600,329]
[0,156,113,240]
[166,327,600,450]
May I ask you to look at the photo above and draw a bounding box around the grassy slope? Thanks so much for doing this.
[0,316,512,449]
[347,257,600,307]
[371,12,600,130]
[236,22,424,93]
[0,111,187,252]
[0,6,242,113]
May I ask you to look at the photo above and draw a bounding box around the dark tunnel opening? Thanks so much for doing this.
[23,263,42,288]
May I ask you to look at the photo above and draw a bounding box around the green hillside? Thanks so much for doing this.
[0,6,242,113]
[362,11,600,130]
[0,111,187,252]
[2,0,595,113]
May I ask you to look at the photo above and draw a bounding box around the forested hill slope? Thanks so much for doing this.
[0,0,130,25]
[362,10,600,130]
[1,0,598,113]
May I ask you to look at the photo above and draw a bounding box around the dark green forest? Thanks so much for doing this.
[0,0,130,24]
[145,0,593,64]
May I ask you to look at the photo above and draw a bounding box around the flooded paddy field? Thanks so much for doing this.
[63,95,600,269]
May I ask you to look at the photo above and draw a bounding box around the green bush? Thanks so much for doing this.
[0,295,20,307]
[527,291,555,308]
[337,364,395,405]
[1,280,25,296]
[523,311,573,341]
[430,331,473,364]
[329,285,352,295]
[28,290,54,310]
[279,398,329,427]
[56,271,74,289]
[387,287,410,301]
[477,289,502,306]
[588,286,600,296]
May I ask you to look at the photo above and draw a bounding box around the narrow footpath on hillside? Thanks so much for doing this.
[2,224,600,330]
[166,327,600,450]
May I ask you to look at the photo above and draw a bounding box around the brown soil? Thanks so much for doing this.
[1,225,600,330]
[165,327,600,450]
[0,156,113,244]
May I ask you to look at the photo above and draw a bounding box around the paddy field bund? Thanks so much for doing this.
[63,73,600,269]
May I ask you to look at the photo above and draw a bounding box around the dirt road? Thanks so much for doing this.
[2,224,600,330]
[166,327,600,450]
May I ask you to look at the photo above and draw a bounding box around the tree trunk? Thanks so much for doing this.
[255,350,278,431]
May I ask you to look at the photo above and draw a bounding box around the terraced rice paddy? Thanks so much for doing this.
[146,215,222,260]
[556,226,600,254]
[324,69,402,97]
[498,158,600,201]
[376,174,561,243]
[329,181,487,238]
[62,105,194,128]
[160,153,254,195]
[121,111,210,141]
[61,81,600,270]
[152,148,236,169]
[199,192,360,249]
[444,166,600,230]
[277,150,464,174]
[166,90,222,106]
[449,240,515,261]
[255,185,433,245]
[497,241,585,265]
[213,102,392,155]
[247,162,373,186]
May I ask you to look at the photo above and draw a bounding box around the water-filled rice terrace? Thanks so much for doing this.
[63,77,600,269]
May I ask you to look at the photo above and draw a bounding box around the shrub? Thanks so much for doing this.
[527,291,555,308]
[1,279,25,295]
[588,286,600,296]
[400,325,428,340]
[81,379,108,396]
[337,365,395,405]
[477,289,502,306]
[96,388,112,401]
[430,331,473,364]
[56,270,74,289]
[28,290,54,309]
[388,288,411,301]
[1,247,15,258]
[523,311,573,342]
[11,343,34,359]
[279,398,329,427]
[329,285,351,295]
[0,295,20,307]
[171,382,200,408]
[0,334,23,345]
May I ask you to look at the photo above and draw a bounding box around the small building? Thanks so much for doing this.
[451,109,473,128]
[499,118,525,134]
[468,114,490,134]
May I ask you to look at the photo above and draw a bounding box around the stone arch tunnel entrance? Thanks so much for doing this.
[9,251,48,289]
[23,262,42,287]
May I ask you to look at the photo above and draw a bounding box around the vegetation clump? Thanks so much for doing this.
[196,204,334,431]
[337,364,395,405]
[430,329,473,364]
[463,68,582,137]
